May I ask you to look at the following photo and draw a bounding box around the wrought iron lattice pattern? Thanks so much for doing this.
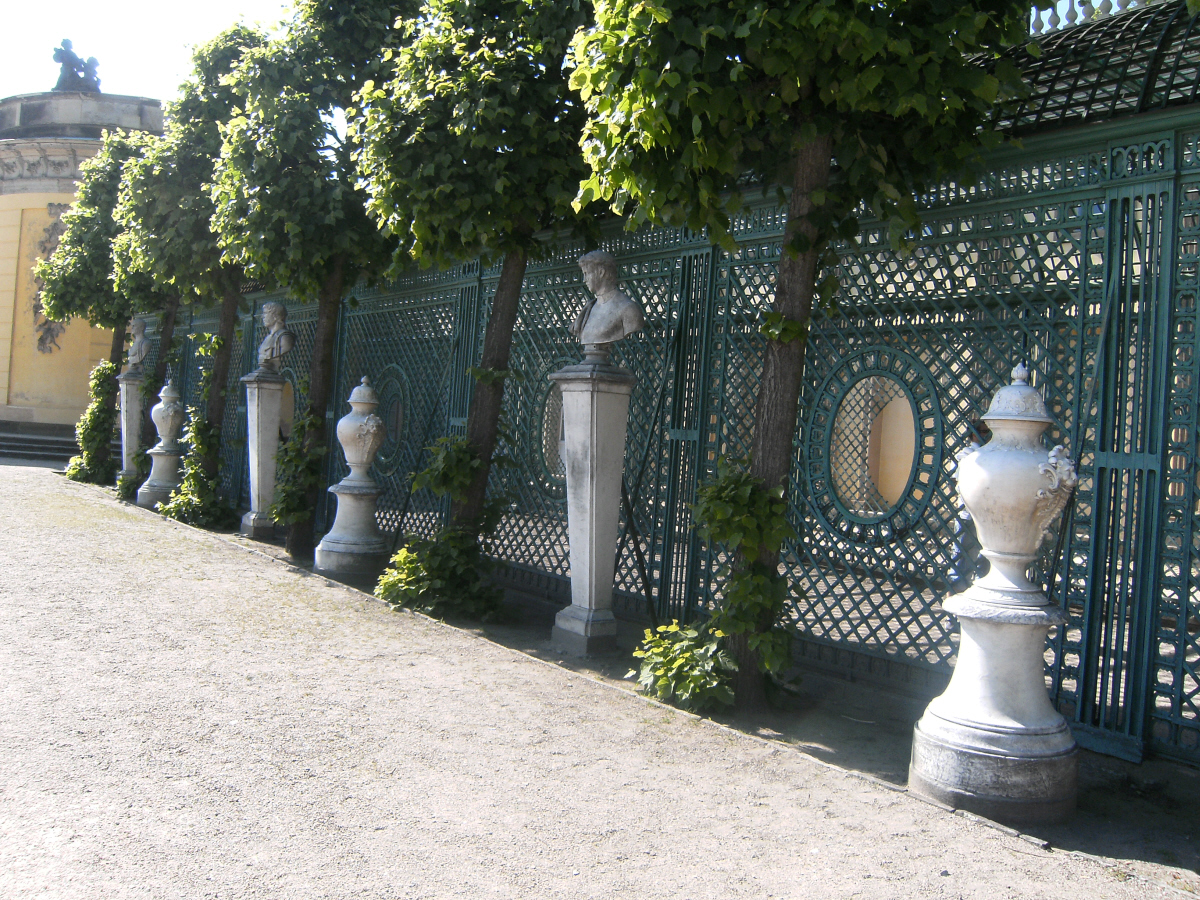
[176,110,1200,765]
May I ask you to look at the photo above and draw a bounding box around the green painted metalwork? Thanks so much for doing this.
[171,12,1200,765]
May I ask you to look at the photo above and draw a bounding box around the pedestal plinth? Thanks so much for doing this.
[116,371,144,482]
[549,352,637,656]
[137,448,181,508]
[908,593,1077,824]
[314,483,389,587]
[240,371,286,538]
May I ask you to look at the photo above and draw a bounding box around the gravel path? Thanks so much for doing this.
[0,463,1179,899]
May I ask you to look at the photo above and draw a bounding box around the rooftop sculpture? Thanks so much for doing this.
[52,40,101,94]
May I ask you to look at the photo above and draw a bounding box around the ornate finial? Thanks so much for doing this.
[1011,362,1029,385]
[348,375,379,407]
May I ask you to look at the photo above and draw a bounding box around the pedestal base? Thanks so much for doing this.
[313,540,389,589]
[314,482,388,588]
[137,448,181,510]
[909,721,1078,825]
[550,626,618,656]
[240,510,276,539]
[550,605,619,656]
[136,481,175,509]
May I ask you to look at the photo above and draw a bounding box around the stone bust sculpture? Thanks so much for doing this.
[571,250,644,348]
[126,318,149,374]
[256,301,296,375]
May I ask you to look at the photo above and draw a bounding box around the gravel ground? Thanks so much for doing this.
[0,462,1186,899]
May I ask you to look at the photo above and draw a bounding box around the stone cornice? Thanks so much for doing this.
[0,139,98,196]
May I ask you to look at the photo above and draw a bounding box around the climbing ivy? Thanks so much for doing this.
[157,334,235,527]
[692,460,797,676]
[375,435,503,619]
[270,407,328,527]
[629,459,797,710]
[64,361,119,485]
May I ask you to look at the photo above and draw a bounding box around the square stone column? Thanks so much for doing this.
[116,371,144,482]
[549,354,637,656]
[240,371,286,538]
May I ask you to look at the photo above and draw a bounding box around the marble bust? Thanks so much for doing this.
[126,318,149,374]
[571,250,644,348]
[256,301,296,375]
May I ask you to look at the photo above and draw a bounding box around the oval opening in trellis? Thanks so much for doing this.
[829,374,917,521]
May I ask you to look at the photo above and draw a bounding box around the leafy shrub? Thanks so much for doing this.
[629,621,738,712]
[157,411,235,527]
[375,528,502,620]
[116,447,149,501]
[374,435,503,620]
[64,360,119,484]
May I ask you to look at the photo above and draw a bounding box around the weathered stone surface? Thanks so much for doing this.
[137,380,184,510]
[549,355,636,657]
[315,378,388,586]
[909,364,1078,824]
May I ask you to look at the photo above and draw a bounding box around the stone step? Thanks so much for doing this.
[0,424,120,465]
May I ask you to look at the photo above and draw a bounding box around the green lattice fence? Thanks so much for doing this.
[178,104,1200,766]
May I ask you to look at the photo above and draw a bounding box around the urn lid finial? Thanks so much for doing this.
[982,361,1052,424]
[159,379,180,401]
[348,376,378,406]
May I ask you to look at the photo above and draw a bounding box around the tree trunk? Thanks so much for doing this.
[108,321,128,367]
[450,246,528,533]
[97,321,128,477]
[202,283,243,479]
[286,254,346,562]
[733,134,834,713]
[142,295,180,450]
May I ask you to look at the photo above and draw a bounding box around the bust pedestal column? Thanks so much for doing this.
[549,346,637,656]
[315,377,389,587]
[240,371,286,538]
[116,370,143,483]
[137,380,185,509]
[908,364,1078,825]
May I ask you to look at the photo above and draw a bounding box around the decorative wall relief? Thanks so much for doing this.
[31,203,70,354]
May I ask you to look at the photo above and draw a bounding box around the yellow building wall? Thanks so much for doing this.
[0,192,113,426]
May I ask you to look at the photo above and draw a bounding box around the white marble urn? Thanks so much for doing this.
[908,362,1079,825]
[150,380,185,453]
[137,380,186,509]
[336,377,387,481]
[314,377,389,586]
[955,364,1077,605]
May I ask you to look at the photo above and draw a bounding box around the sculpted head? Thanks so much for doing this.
[262,301,287,330]
[130,318,146,337]
[578,250,618,294]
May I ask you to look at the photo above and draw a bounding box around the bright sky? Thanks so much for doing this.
[4,1,294,106]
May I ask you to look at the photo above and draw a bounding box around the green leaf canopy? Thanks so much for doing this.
[116,25,265,305]
[37,130,167,329]
[354,0,593,268]
[570,0,1032,252]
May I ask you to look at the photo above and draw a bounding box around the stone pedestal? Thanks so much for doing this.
[909,364,1078,825]
[116,370,143,482]
[549,346,637,656]
[315,378,389,587]
[137,380,185,510]
[240,371,286,539]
